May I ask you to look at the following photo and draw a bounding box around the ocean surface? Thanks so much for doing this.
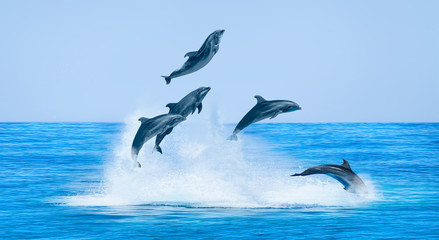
[1,121,438,239]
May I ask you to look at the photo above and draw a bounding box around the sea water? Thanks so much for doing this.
[0,120,438,239]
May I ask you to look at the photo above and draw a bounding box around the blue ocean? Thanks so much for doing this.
[1,121,438,239]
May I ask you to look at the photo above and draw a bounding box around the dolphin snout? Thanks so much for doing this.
[200,87,211,95]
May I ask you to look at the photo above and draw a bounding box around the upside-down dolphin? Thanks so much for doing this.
[131,114,186,167]
[291,159,367,193]
[162,29,225,84]
[153,87,211,154]
[228,95,301,140]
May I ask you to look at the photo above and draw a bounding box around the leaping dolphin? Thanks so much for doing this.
[228,95,301,140]
[153,87,211,154]
[162,29,225,84]
[291,159,367,193]
[131,114,186,167]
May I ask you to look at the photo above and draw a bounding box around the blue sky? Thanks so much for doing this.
[0,1,438,122]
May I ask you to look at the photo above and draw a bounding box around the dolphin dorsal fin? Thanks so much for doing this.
[255,95,267,104]
[184,51,197,58]
[138,117,149,124]
[166,103,177,112]
[341,159,352,169]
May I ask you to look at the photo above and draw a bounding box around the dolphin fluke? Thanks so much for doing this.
[162,76,172,85]
[131,148,142,168]
[228,134,238,141]
[131,153,141,168]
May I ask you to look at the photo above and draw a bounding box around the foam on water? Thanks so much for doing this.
[63,110,379,208]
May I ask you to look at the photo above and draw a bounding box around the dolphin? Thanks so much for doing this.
[291,159,367,193]
[153,87,211,154]
[228,95,301,140]
[131,114,186,167]
[162,29,225,84]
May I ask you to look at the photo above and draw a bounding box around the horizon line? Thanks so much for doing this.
[1,121,438,124]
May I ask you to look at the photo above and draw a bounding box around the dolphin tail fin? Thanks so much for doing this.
[153,145,163,154]
[131,149,141,168]
[161,76,171,85]
[227,134,238,141]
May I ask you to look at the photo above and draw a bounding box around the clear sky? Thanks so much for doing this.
[0,1,438,122]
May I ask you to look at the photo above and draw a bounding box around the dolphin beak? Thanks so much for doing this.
[201,87,211,95]
[219,29,225,35]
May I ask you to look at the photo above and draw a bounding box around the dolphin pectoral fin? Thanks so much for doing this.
[153,145,163,154]
[154,132,166,154]
[184,51,197,58]
[213,45,219,55]
[270,111,281,119]
[197,103,203,114]
[191,104,197,114]
[137,162,142,168]
[161,76,171,85]
[164,127,173,135]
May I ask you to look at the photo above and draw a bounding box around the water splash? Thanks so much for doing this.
[63,110,379,208]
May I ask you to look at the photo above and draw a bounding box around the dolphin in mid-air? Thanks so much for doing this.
[153,87,211,154]
[291,159,367,193]
[131,114,186,167]
[228,95,301,141]
[162,29,225,84]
